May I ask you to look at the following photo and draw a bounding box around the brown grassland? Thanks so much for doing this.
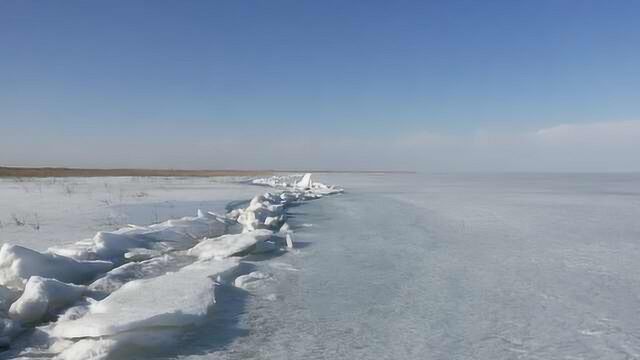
[0,166,272,178]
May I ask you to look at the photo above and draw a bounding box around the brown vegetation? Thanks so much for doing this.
[0,166,273,178]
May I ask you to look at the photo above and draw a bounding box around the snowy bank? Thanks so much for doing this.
[188,229,274,260]
[0,244,112,290]
[0,173,343,357]
[50,258,239,339]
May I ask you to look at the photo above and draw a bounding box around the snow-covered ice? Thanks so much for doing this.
[5,173,639,360]
[50,258,239,339]
[9,277,85,324]
[187,230,274,260]
[179,173,640,360]
[234,271,271,290]
[48,210,228,263]
[88,254,181,294]
[0,173,342,357]
[0,244,112,290]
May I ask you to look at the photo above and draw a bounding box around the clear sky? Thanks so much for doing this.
[1,0,640,171]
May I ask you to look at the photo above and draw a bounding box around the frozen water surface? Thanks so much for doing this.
[2,174,640,359]
[181,173,640,360]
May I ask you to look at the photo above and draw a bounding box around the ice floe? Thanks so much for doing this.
[9,277,85,324]
[234,271,271,290]
[252,173,344,196]
[88,254,182,294]
[0,244,112,291]
[50,258,239,339]
[187,230,274,260]
[296,173,313,189]
[47,210,228,263]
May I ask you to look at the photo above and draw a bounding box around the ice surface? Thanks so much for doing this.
[0,318,21,348]
[55,328,182,360]
[234,271,270,290]
[123,248,163,261]
[92,231,149,260]
[9,276,85,324]
[0,173,345,357]
[296,173,313,189]
[284,232,294,249]
[51,258,239,338]
[187,230,274,260]
[0,286,21,347]
[156,210,228,241]
[109,173,639,360]
[278,222,295,248]
[252,173,343,195]
[0,176,258,252]
[236,194,284,232]
[0,244,112,290]
[0,286,19,313]
[88,255,179,293]
[47,210,229,263]
[208,173,640,360]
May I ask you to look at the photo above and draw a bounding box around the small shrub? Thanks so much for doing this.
[11,214,26,226]
[30,213,41,231]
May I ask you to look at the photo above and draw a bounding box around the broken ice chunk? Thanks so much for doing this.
[9,276,85,324]
[0,244,112,290]
[187,230,274,260]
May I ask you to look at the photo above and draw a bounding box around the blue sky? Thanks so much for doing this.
[1,0,640,171]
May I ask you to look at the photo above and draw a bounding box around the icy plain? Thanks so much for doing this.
[2,173,640,359]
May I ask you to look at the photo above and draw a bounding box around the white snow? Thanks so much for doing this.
[55,328,182,360]
[296,173,313,189]
[252,173,343,195]
[88,255,178,294]
[92,231,149,260]
[187,230,274,260]
[9,276,85,324]
[285,232,295,249]
[0,244,112,290]
[278,222,295,248]
[51,258,239,339]
[215,173,640,360]
[48,210,228,263]
[0,173,345,357]
[123,248,163,261]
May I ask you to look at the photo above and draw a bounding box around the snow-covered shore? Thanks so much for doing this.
[0,174,342,358]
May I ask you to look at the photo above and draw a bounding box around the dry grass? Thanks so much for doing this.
[0,166,273,178]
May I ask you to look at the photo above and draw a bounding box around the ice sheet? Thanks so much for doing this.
[0,244,112,290]
[187,230,274,260]
[51,258,239,339]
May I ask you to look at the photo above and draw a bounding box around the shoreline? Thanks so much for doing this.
[0,166,415,178]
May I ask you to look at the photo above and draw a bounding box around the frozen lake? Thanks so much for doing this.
[2,173,640,359]
[186,173,640,360]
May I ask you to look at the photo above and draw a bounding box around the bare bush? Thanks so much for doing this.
[29,213,41,231]
[11,214,26,226]
[63,183,75,195]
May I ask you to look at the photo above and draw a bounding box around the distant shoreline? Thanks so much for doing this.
[0,166,415,178]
